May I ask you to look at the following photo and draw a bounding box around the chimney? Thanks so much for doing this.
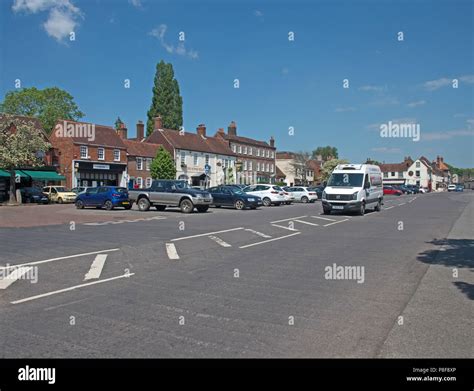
[154,116,163,130]
[269,136,275,148]
[228,121,237,136]
[197,124,206,137]
[136,120,144,141]
[117,122,127,139]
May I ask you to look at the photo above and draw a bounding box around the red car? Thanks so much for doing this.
[383,186,402,196]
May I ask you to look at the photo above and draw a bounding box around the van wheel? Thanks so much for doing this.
[374,200,382,212]
[262,197,271,207]
[358,202,365,216]
[137,197,150,212]
[301,196,309,203]
[180,199,194,213]
[104,200,114,210]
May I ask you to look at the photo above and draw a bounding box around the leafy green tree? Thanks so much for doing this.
[226,167,234,184]
[320,159,349,182]
[0,87,84,134]
[150,146,177,180]
[365,158,382,165]
[146,61,183,135]
[0,114,51,203]
[312,146,339,161]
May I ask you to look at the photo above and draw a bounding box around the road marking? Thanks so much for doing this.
[323,219,349,227]
[0,267,33,290]
[0,248,120,270]
[83,216,166,226]
[399,202,406,206]
[271,224,299,231]
[294,219,319,226]
[84,254,107,281]
[239,232,301,249]
[271,216,307,224]
[165,243,180,260]
[171,227,244,241]
[11,273,135,305]
[311,216,337,222]
[244,229,272,238]
[385,206,395,210]
[208,235,232,247]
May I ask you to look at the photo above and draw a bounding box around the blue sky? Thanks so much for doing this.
[1,0,473,167]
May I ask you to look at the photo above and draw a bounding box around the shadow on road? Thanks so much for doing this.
[417,238,474,300]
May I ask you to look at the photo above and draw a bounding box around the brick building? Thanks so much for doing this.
[214,121,276,184]
[49,120,128,189]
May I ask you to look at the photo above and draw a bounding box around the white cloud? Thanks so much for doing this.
[459,74,474,83]
[359,85,384,92]
[371,147,401,153]
[369,96,399,106]
[129,0,142,8]
[254,10,263,17]
[335,107,356,112]
[281,67,289,75]
[423,75,474,91]
[422,129,474,141]
[12,0,82,42]
[407,100,426,108]
[149,24,198,59]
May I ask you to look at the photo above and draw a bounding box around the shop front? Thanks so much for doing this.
[73,161,127,188]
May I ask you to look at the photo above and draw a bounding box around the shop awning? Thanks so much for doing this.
[0,170,10,177]
[19,170,66,181]
[0,170,29,178]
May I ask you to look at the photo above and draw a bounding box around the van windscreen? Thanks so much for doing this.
[327,173,364,187]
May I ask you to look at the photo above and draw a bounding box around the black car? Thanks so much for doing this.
[20,187,49,204]
[405,184,420,194]
[208,185,262,210]
[308,185,325,200]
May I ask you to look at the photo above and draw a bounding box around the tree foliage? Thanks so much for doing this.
[0,87,84,134]
[146,61,183,135]
[312,146,338,161]
[320,159,349,182]
[150,146,177,180]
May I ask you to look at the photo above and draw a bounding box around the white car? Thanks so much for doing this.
[243,184,286,206]
[447,184,457,192]
[288,186,318,203]
[281,188,295,204]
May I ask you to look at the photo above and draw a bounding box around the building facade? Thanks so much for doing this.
[276,152,320,186]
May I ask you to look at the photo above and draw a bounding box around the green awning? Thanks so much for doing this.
[0,170,28,178]
[19,170,66,181]
[0,170,10,177]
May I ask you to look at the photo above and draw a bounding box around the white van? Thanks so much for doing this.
[322,164,383,215]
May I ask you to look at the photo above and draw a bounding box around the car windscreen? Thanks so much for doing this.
[229,187,244,195]
[175,181,191,190]
[55,187,67,192]
[327,173,364,187]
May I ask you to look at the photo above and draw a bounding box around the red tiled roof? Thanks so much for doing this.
[216,132,274,148]
[146,128,236,156]
[123,139,161,158]
[276,151,295,160]
[379,162,411,173]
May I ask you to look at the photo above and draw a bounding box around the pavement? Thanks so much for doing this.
[0,191,472,358]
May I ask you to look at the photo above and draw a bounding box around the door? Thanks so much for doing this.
[97,187,110,205]
[50,187,58,202]
[83,187,99,206]
[220,187,234,206]
[208,187,222,205]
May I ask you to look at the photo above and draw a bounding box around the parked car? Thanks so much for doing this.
[448,184,457,192]
[243,184,286,206]
[394,185,413,194]
[42,186,77,203]
[71,186,92,195]
[75,186,131,210]
[128,179,212,213]
[405,184,421,194]
[455,185,464,192]
[287,186,318,203]
[20,187,49,204]
[207,185,262,210]
[383,186,403,196]
[226,184,248,190]
[308,185,325,200]
[281,187,295,204]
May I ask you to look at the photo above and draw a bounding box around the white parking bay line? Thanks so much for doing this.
[271,216,307,224]
[239,232,301,249]
[385,206,395,210]
[271,224,299,231]
[0,267,33,290]
[84,254,107,281]
[294,219,319,226]
[171,227,244,242]
[166,243,180,260]
[311,216,337,222]
[0,249,120,270]
[244,229,272,238]
[323,219,349,227]
[11,273,135,305]
[208,235,232,247]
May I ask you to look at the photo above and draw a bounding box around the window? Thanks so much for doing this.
[257,162,260,171]
[249,161,253,171]
[383,172,388,178]
[266,150,270,158]
[266,163,270,172]
[398,171,403,178]
[271,164,274,173]
[98,148,105,160]
[80,145,88,159]
[205,155,210,165]
[249,147,253,155]
[244,161,248,170]
[244,146,248,155]
[238,145,242,154]
[257,149,260,157]
[271,151,275,158]
[114,149,120,161]
[146,177,152,188]
[391,172,395,177]
[136,177,143,188]
[416,161,420,168]
[180,151,186,165]
[193,154,198,166]
[232,144,236,153]
[416,170,420,177]
[136,157,143,170]
[146,158,151,171]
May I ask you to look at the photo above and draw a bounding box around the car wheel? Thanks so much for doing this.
[262,197,272,207]
[234,200,245,210]
[155,205,166,211]
[104,200,114,211]
[137,197,150,212]
[358,202,365,216]
[75,200,84,209]
[196,205,209,213]
[301,196,309,203]
[57,197,63,204]
[180,199,194,213]
[374,199,382,212]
